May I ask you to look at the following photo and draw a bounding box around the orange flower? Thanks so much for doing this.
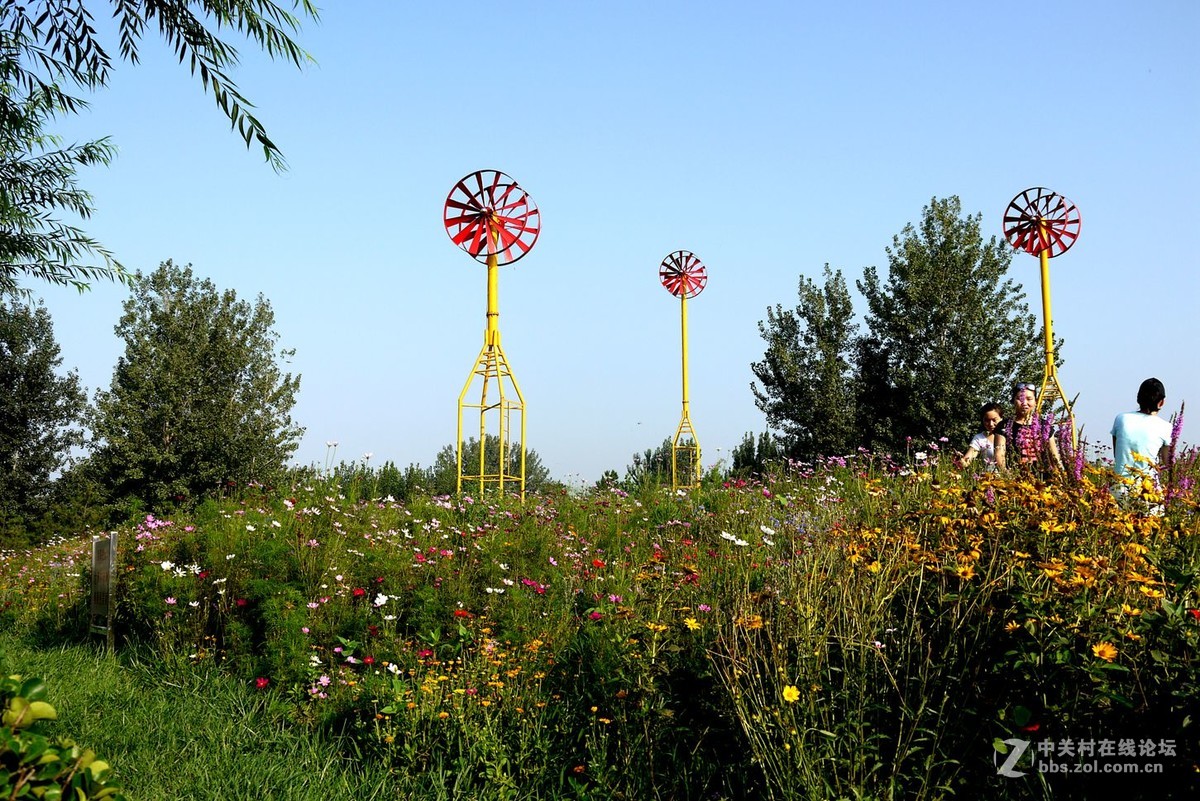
[1091,642,1118,662]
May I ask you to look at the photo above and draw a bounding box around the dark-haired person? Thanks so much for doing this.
[1111,377,1172,494]
[996,382,1063,473]
[954,402,1004,470]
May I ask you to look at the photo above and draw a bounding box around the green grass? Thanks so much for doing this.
[0,634,395,800]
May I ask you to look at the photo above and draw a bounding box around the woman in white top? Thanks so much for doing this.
[954,402,1004,470]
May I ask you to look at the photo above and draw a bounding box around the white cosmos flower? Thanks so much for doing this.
[720,531,749,546]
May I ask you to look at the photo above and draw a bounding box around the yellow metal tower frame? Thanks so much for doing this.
[456,249,527,497]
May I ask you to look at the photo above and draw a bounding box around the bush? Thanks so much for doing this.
[1,674,127,801]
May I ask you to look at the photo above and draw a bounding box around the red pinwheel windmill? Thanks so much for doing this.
[445,170,541,497]
[444,170,540,265]
[659,250,708,299]
[1003,187,1081,258]
[1002,186,1082,443]
[659,250,708,490]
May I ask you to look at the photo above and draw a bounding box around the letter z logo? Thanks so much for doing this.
[995,738,1031,777]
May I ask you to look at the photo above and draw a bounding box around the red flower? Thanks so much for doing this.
[367,625,380,638]
[453,609,474,618]
[592,559,606,569]
[352,587,367,598]
[235,598,248,607]
[255,677,270,690]
[363,655,376,666]
[1189,609,1200,621]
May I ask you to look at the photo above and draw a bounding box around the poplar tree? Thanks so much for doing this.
[751,265,858,459]
[0,292,86,526]
[751,198,1047,456]
[89,261,302,508]
[854,196,1044,449]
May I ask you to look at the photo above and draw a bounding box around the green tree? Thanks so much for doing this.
[729,431,784,478]
[0,291,86,530]
[88,261,302,509]
[751,265,859,458]
[622,437,674,489]
[428,436,552,496]
[855,196,1044,449]
[0,1,317,291]
[593,469,620,491]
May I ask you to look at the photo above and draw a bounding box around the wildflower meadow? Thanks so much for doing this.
[3,447,1199,800]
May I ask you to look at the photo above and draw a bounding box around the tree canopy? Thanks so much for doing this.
[751,265,858,460]
[88,261,303,508]
[855,196,1044,449]
[0,291,86,525]
[428,436,553,496]
[754,197,1048,456]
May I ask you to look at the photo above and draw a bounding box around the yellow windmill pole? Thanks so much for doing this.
[671,289,702,489]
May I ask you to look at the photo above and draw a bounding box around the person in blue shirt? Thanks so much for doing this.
[1111,377,1172,494]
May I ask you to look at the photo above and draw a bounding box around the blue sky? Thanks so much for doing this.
[31,0,1199,485]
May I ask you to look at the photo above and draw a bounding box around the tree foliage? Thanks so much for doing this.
[0,1,317,291]
[622,437,675,489]
[0,35,121,294]
[88,261,302,508]
[3,1,316,167]
[729,431,784,478]
[0,291,86,526]
[753,197,1047,456]
[428,436,552,496]
[855,196,1044,449]
[751,265,859,459]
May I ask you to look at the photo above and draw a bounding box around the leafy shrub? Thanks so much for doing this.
[1,674,127,801]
